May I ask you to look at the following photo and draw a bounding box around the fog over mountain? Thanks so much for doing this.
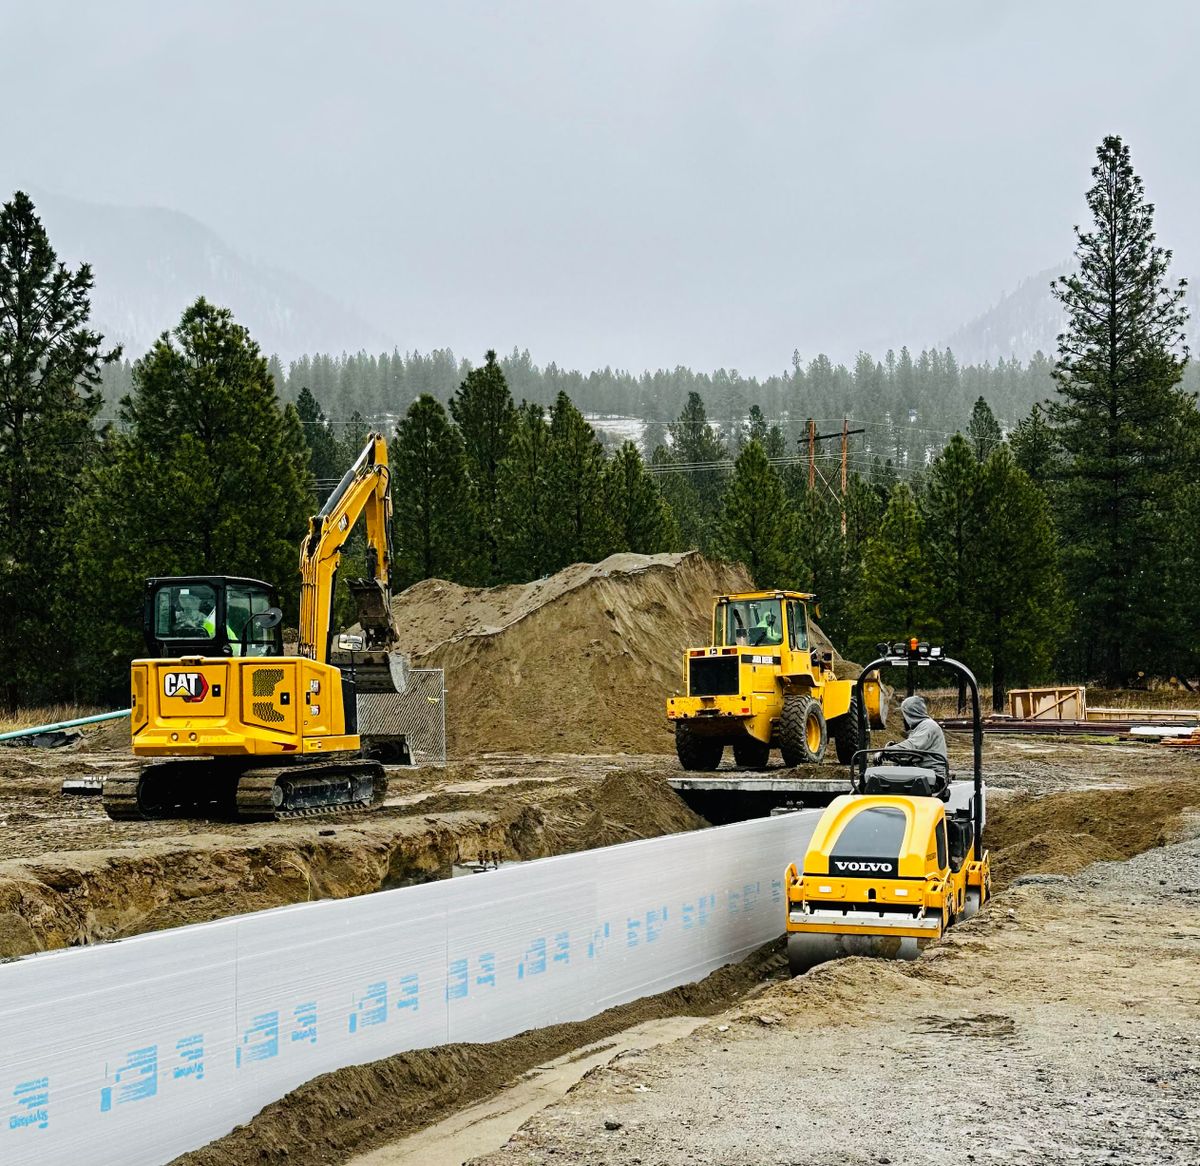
[30,191,386,363]
[948,265,1200,367]
[2,2,1198,375]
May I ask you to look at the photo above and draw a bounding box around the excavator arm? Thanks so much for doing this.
[298,433,398,665]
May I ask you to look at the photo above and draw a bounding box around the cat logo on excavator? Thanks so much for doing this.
[163,672,209,702]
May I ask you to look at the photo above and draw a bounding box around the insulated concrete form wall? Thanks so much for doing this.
[0,810,819,1166]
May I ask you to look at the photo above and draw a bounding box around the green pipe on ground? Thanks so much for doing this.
[0,708,132,742]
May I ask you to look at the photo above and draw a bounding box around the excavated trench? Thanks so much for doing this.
[0,764,704,960]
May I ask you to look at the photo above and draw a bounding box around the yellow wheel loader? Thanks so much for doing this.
[785,641,991,974]
[104,434,409,821]
[664,591,887,821]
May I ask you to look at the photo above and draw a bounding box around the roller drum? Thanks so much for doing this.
[788,930,925,975]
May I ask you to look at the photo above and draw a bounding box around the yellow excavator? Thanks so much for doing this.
[785,640,991,973]
[103,434,407,821]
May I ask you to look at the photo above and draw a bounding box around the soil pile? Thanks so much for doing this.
[392,552,753,756]
[986,778,1200,889]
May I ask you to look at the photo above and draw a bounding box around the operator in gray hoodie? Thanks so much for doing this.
[890,695,948,767]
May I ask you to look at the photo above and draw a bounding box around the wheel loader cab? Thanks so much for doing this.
[145,576,284,660]
[713,595,807,656]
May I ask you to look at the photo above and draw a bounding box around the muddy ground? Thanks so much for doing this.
[1,727,1193,960]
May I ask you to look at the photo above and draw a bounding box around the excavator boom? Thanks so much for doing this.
[299,433,398,662]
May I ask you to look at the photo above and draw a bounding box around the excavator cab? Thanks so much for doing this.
[144,576,283,659]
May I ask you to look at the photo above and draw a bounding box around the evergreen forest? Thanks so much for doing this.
[3,136,1197,710]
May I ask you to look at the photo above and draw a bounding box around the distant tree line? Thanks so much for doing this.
[98,342,1076,475]
[2,134,1196,711]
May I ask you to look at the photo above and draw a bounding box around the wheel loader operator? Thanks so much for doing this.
[888,694,948,767]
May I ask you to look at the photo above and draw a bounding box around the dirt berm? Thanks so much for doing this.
[392,552,754,756]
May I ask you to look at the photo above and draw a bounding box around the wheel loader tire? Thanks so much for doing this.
[779,695,827,766]
[675,722,724,771]
[732,733,771,770]
[830,694,864,765]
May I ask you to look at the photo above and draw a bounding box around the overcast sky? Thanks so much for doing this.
[1,1,1196,374]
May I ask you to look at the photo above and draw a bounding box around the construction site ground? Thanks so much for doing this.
[1,727,1198,1164]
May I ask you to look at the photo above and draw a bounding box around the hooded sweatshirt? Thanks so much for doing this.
[893,695,947,764]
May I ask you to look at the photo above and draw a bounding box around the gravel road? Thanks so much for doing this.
[471,835,1200,1166]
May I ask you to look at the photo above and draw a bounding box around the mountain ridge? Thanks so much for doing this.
[15,187,390,364]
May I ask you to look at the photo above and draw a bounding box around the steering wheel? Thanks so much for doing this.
[850,747,950,793]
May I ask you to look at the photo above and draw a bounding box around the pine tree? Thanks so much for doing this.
[850,483,938,660]
[792,488,845,636]
[717,440,797,586]
[1009,402,1059,490]
[497,402,553,580]
[450,350,516,583]
[604,441,677,554]
[922,435,983,667]
[0,191,119,707]
[390,394,471,586]
[974,447,1066,709]
[340,410,370,465]
[545,392,614,568]
[75,298,312,699]
[295,385,343,489]
[747,404,769,446]
[667,391,727,549]
[652,445,706,551]
[1048,135,1191,682]
[966,396,1002,461]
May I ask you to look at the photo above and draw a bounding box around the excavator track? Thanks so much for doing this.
[102,760,239,820]
[103,758,386,822]
[234,760,386,821]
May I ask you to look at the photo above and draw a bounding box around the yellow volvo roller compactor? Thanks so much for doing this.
[104,434,409,821]
[785,640,991,974]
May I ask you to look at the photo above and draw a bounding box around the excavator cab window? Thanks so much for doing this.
[145,576,283,658]
[154,583,217,642]
[227,583,280,657]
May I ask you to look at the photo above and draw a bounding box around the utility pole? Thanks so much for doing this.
[807,418,816,492]
[840,418,849,536]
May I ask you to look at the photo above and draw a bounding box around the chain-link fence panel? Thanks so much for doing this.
[357,668,446,764]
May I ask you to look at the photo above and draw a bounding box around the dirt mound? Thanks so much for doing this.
[986,779,1200,889]
[565,769,705,849]
[393,552,753,756]
[168,941,785,1166]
